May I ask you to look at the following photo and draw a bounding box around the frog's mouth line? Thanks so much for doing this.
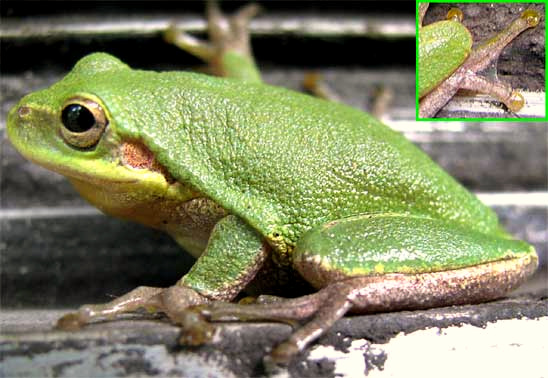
[19,140,172,188]
[21,149,168,190]
[26,154,143,186]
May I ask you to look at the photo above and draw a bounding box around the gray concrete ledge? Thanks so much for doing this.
[1,293,547,377]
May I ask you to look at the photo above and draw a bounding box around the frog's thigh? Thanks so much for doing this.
[293,214,537,308]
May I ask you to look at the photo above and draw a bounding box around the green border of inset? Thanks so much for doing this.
[415,0,547,121]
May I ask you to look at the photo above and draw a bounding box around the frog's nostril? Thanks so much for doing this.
[18,106,32,117]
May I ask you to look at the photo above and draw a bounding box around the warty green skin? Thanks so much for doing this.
[419,20,473,97]
[8,53,533,280]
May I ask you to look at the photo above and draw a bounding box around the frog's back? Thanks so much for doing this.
[73,59,500,251]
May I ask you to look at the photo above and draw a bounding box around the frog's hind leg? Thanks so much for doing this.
[191,255,535,364]
[188,214,537,363]
[420,8,540,117]
[186,282,351,362]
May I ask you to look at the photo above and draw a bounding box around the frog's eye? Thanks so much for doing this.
[60,98,108,148]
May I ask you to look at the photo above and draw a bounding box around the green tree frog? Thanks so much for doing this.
[6,3,538,364]
[418,3,540,118]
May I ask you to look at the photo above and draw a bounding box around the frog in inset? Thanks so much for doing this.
[418,3,540,118]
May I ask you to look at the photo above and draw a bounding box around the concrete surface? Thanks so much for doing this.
[1,294,547,377]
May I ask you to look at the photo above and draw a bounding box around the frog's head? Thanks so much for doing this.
[7,53,198,227]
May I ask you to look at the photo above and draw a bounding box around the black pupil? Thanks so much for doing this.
[61,104,96,132]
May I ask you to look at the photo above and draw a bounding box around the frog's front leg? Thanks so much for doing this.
[57,215,268,330]
[187,214,537,363]
[56,285,206,330]
[420,8,540,118]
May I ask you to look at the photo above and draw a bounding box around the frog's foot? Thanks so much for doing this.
[165,1,261,81]
[183,284,346,364]
[456,8,538,114]
[188,214,537,364]
[56,285,209,331]
[419,8,539,118]
[186,252,537,365]
[420,66,526,117]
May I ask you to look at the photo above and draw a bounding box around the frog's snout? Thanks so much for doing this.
[8,104,29,147]
[7,101,57,156]
[8,104,24,133]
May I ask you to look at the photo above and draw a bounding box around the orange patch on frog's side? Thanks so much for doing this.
[120,140,175,183]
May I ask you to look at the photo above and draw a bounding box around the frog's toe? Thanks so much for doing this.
[163,25,215,63]
[55,285,211,331]
[195,300,304,328]
[207,1,260,40]
[176,285,353,360]
[56,312,86,331]
[302,72,344,103]
[507,91,525,113]
[55,303,116,330]
[238,294,288,305]
[163,2,258,61]
[177,308,217,346]
[165,1,261,80]
[521,9,540,27]
[446,7,464,22]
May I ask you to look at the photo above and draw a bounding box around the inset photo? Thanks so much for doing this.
[417,2,546,120]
